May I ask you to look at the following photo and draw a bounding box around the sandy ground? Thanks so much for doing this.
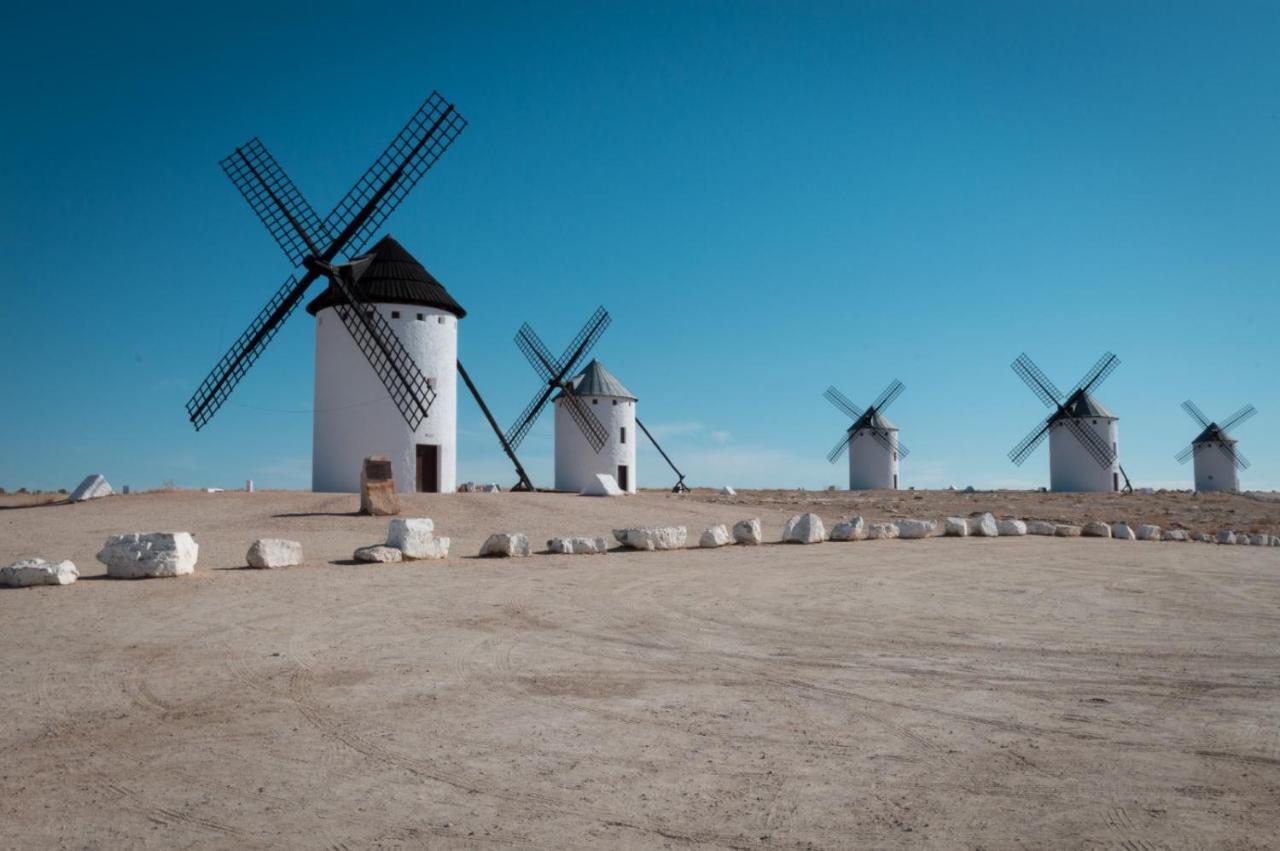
[2,489,1278,849]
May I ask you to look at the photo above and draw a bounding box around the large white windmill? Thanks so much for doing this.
[1008,352,1128,493]
[1175,400,1257,492]
[823,380,910,490]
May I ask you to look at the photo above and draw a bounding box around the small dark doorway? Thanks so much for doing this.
[893,473,898,489]
[617,465,629,491]
[1113,471,1119,492]
[416,444,440,493]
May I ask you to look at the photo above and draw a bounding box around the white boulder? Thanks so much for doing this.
[866,522,899,540]
[719,486,737,496]
[479,533,531,558]
[1083,521,1112,538]
[97,532,198,579]
[69,474,113,502]
[1217,529,1237,545]
[387,518,442,559]
[943,517,968,537]
[897,519,936,539]
[581,474,624,497]
[782,513,825,544]
[699,525,732,548]
[246,538,303,568]
[1136,524,1161,541]
[1193,532,1214,543]
[732,518,763,545]
[996,518,1027,537]
[1162,530,1188,542]
[547,536,609,554]
[970,513,999,537]
[1054,524,1083,537]
[353,545,402,563]
[1111,522,1135,540]
[613,527,687,551]
[1249,533,1268,547]
[0,558,78,587]
[830,516,866,541]
[1026,520,1057,536]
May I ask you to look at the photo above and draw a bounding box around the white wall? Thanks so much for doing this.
[1194,441,1240,492]
[847,429,899,490]
[554,395,637,493]
[1048,417,1119,492]
[312,304,457,493]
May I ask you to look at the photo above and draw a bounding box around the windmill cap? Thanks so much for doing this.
[1048,390,1116,422]
[1192,423,1237,444]
[848,409,898,433]
[555,359,637,401]
[306,235,466,318]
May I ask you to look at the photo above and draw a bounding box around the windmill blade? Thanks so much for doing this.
[869,379,905,413]
[515,323,558,382]
[865,428,911,460]
[187,272,319,430]
[826,431,852,463]
[823,386,864,421]
[896,437,911,459]
[1008,418,1051,466]
[321,92,467,258]
[1071,351,1120,397]
[1063,416,1116,469]
[1181,400,1210,430]
[1175,444,1196,464]
[1224,443,1251,470]
[1011,353,1063,408]
[1219,403,1257,433]
[220,137,326,267]
[560,390,609,453]
[554,306,612,378]
[504,382,557,451]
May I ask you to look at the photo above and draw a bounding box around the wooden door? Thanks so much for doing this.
[416,444,439,493]
[617,465,629,491]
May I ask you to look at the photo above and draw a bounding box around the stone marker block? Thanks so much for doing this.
[360,456,400,516]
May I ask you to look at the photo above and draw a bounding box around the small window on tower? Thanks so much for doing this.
[592,399,598,405]
[438,316,446,325]
[621,427,627,444]
[391,311,400,319]
[417,313,425,321]
[612,399,617,406]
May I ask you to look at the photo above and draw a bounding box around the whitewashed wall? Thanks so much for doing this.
[1194,441,1240,492]
[312,304,457,493]
[554,395,637,493]
[1048,416,1119,492]
[848,429,900,490]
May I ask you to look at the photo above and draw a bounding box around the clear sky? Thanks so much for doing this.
[3,1,1278,492]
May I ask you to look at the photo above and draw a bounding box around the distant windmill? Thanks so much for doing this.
[824,380,910,490]
[1008,352,1130,492]
[1175,400,1256,492]
[184,93,535,493]
[506,307,688,493]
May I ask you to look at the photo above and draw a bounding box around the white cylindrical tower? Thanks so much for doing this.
[553,360,638,494]
[1048,393,1120,492]
[1192,429,1240,492]
[847,412,900,490]
[308,236,465,494]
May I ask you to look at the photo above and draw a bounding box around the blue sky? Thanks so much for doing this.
[3,1,1278,492]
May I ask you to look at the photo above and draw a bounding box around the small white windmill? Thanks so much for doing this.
[823,380,910,490]
[1175,400,1257,492]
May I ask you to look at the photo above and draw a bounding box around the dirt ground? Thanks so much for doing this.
[2,489,1278,849]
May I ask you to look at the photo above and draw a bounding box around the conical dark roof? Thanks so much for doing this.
[306,235,465,318]
[848,408,897,433]
[554,359,637,401]
[1192,423,1237,445]
[1049,390,1115,423]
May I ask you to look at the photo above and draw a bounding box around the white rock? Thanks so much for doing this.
[1026,520,1057,536]
[69,474,113,502]
[0,558,78,587]
[1249,533,1268,547]
[830,516,866,541]
[480,483,502,493]
[699,525,732,548]
[1054,525,1082,537]
[782,513,825,544]
[246,538,303,568]
[866,522,899,540]
[732,518,763,545]
[1136,524,1161,541]
[580,474,624,497]
[1193,532,1214,543]
[353,545,402,563]
[1162,530,1188,542]
[387,518,436,558]
[897,519,936,539]
[1083,521,1112,538]
[970,513,999,537]
[479,533,531,558]
[943,517,968,537]
[97,532,198,579]
[547,536,609,554]
[1217,529,1237,545]
[204,488,224,494]
[719,486,737,496]
[1110,522,1135,540]
[612,527,687,551]
[996,518,1027,537]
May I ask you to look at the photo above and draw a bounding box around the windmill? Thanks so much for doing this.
[505,307,689,493]
[1175,400,1256,492]
[824,380,910,490]
[184,92,534,493]
[1008,351,1130,492]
